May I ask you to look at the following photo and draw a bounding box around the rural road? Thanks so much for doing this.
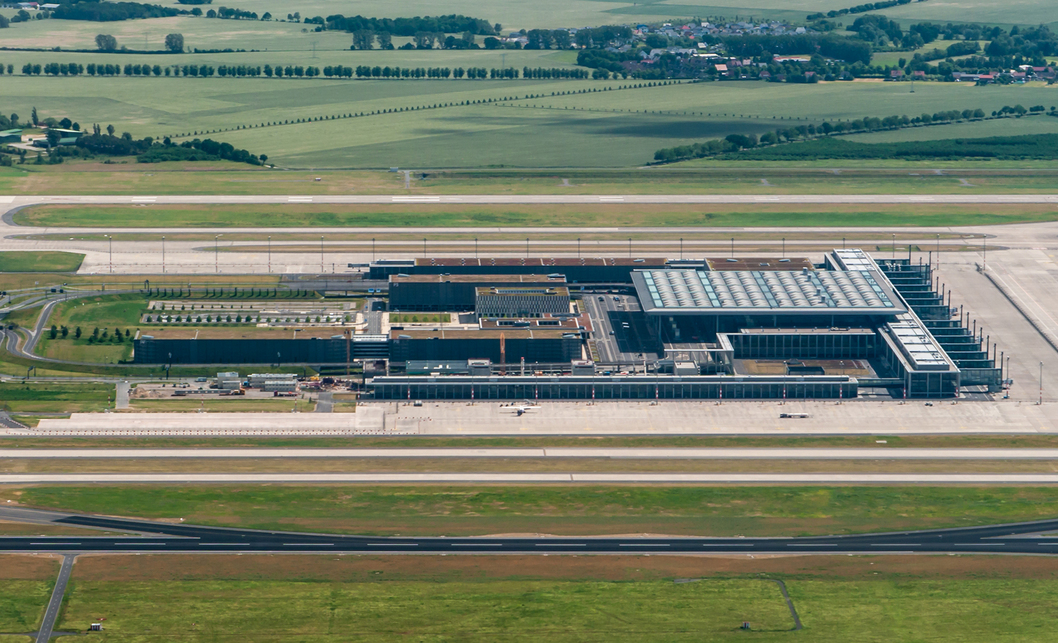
[7,473,1058,483]
[6,448,1058,459]
[3,507,1058,555]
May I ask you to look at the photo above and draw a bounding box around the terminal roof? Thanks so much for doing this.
[632,268,906,316]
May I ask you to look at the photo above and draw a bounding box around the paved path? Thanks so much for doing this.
[6,472,1058,483]
[115,382,130,410]
[5,447,1058,459]
[36,554,73,643]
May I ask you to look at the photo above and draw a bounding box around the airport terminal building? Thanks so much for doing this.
[135,249,1000,400]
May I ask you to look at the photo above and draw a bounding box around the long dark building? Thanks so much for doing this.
[369,257,677,283]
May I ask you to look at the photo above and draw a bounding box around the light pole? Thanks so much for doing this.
[1040,361,1044,405]
[781,237,785,258]
[105,234,112,274]
[268,235,271,273]
[372,237,375,263]
[892,233,896,259]
[161,235,165,274]
[730,237,734,258]
[474,237,478,259]
[214,234,222,273]
[680,237,683,260]
[526,237,529,259]
[320,235,324,273]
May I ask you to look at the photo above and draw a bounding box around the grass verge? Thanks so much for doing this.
[14,203,1058,228]
[0,252,84,273]
[7,485,1058,537]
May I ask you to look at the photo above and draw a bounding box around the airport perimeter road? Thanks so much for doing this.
[3,508,1058,555]
[8,448,1058,459]
[9,473,1058,483]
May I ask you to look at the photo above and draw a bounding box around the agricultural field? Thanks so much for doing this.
[844,115,1058,143]
[12,485,1058,537]
[5,77,1058,168]
[0,252,84,273]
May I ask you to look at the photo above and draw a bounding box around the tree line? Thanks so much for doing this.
[16,60,597,80]
[52,1,185,22]
[322,14,496,36]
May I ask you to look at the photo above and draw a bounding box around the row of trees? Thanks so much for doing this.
[53,1,184,22]
[323,14,496,36]
[653,106,992,162]
[16,60,599,80]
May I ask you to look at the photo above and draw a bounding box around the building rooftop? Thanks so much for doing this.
[475,286,570,297]
[706,257,814,271]
[416,257,667,267]
[390,328,576,340]
[632,268,906,316]
[390,274,563,284]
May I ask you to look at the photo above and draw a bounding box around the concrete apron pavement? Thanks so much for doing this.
[4,400,1058,435]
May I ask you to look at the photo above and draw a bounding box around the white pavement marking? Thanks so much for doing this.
[391,196,441,202]
[6,448,1058,459]
[0,196,15,203]
[288,197,313,203]
[5,473,1058,483]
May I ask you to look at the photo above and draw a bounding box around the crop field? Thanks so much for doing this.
[844,115,1058,143]
[0,252,84,273]
[520,81,1058,124]
[16,203,1058,228]
[12,485,1058,537]
[7,76,1057,168]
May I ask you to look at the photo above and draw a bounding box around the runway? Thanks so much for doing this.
[6,448,1058,459]
[2,506,1058,555]
[6,472,1058,483]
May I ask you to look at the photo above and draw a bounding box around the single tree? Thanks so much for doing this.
[30,106,37,125]
[352,29,374,49]
[49,325,57,339]
[95,34,118,51]
[164,33,184,53]
[106,124,115,136]
[74,326,82,339]
[61,325,68,338]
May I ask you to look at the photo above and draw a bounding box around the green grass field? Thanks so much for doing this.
[0,382,113,413]
[0,252,84,273]
[0,581,52,635]
[56,577,793,641]
[45,553,1058,642]
[16,202,1058,228]
[12,485,1058,537]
